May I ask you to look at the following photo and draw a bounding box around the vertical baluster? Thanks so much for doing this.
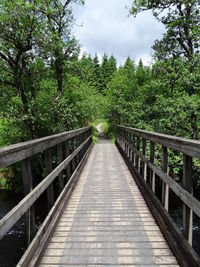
[77,135,80,164]
[74,136,78,166]
[124,130,126,151]
[133,135,136,166]
[129,133,133,162]
[65,140,71,180]
[79,133,83,160]
[83,131,86,156]
[162,146,169,210]
[122,130,124,150]
[120,129,123,149]
[126,132,129,157]
[150,142,155,193]
[22,158,35,245]
[128,132,130,159]
[45,148,54,211]
[142,139,147,180]
[183,154,193,245]
[117,129,119,146]
[136,137,140,170]
[57,143,64,191]
[125,131,127,155]
[71,138,76,172]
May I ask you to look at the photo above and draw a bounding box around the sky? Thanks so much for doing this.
[72,0,165,66]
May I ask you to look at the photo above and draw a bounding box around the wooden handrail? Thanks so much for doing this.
[0,135,91,239]
[0,126,93,245]
[0,126,91,167]
[118,125,200,158]
[119,134,200,217]
[116,125,200,250]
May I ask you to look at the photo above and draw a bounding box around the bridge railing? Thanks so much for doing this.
[0,126,92,264]
[116,125,200,255]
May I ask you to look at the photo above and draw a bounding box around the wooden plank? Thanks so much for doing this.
[39,255,178,265]
[55,225,160,231]
[44,248,173,256]
[47,241,170,250]
[39,264,179,267]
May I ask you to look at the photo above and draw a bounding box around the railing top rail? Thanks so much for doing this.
[118,125,200,158]
[0,126,92,167]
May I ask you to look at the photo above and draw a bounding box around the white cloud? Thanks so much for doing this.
[73,0,165,65]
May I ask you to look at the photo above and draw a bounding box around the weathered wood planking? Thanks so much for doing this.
[38,139,179,267]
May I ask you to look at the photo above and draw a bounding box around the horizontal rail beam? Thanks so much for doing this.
[118,125,200,159]
[0,127,91,167]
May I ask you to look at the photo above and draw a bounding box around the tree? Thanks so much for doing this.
[99,53,117,93]
[92,54,101,90]
[130,0,200,61]
[0,0,44,138]
[130,0,200,139]
[41,0,84,95]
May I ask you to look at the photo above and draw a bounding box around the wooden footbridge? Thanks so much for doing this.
[0,126,200,266]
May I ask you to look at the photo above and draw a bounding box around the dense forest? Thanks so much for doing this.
[0,0,200,192]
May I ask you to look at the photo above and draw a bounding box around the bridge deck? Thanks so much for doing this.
[38,140,179,267]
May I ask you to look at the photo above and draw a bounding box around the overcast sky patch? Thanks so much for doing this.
[73,0,165,65]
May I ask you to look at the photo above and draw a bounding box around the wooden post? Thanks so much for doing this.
[136,137,140,171]
[125,131,128,154]
[76,135,80,164]
[57,143,64,191]
[162,146,169,210]
[183,154,193,245]
[124,130,126,151]
[22,158,35,245]
[129,133,133,162]
[45,148,54,211]
[122,130,125,151]
[65,140,71,180]
[71,138,76,173]
[142,139,147,180]
[150,142,155,193]
[127,132,130,158]
[133,136,136,166]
